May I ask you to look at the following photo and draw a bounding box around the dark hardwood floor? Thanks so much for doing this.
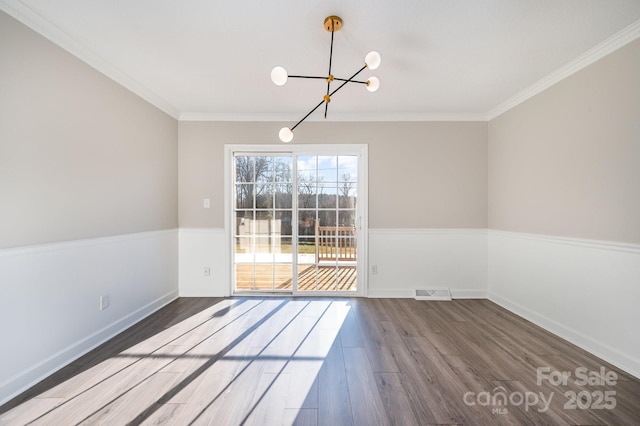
[1,297,638,425]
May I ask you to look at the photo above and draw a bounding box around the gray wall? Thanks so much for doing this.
[178,121,488,230]
[0,11,178,249]
[489,39,640,244]
[487,38,640,378]
[0,11,179,404]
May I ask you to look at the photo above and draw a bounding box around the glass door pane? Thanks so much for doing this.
[295,155,358,293]
[233,154,293,291]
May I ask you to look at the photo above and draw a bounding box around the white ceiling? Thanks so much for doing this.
[2,0,640,121]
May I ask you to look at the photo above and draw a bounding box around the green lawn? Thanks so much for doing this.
[235,241,315,254]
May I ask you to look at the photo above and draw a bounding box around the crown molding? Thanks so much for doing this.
[178,112,489,122]
[0,0,180,119]
[3,1,638,123]
[488,18,640,120]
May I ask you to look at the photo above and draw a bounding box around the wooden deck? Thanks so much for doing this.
[235,264,357,292]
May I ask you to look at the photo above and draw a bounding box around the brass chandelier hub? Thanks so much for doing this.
[324,15,343,32]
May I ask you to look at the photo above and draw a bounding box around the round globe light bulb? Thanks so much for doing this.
[279,127,294,143]
[366,76,380,92]
[271,66,288,86]
[365,51,381,70]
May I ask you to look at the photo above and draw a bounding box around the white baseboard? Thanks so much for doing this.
[368,288,486,299]
[367,288,415,298]
[450,289,487,299]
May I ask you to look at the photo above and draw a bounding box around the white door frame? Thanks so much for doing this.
[224,144,368,297]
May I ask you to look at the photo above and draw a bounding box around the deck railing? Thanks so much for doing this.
[315,222,357,262]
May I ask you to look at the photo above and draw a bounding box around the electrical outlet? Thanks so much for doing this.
[204,267,211,276]
[371,265,378,274]
[100,294,110,311]
[203,198,211,209]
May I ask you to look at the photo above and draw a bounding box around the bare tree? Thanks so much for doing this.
[297,174,315,209]
[339,173,354,198]
[235,156,271,209]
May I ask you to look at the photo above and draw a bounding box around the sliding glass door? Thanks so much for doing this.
[234,154,294,291]
[229,145,366,295]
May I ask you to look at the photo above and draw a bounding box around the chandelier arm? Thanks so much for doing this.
[290,98,326,131]
[329,65,367,97]
[324,28,335,119]
[333,78,368,84]
[328,28,335,76]
[288,75,328,80]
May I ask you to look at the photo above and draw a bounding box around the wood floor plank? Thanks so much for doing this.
[342,347,389,426]
[338,305,365,348]
[447,321,524,382]
[424,299,469,322]
[0,397,64,425]
[377,299,423,337]
[401,336,470,424]
[283,408,318,426]
[31,349,182,425]
[283,326,335,410]
[188,349,266,425]
[361,335,399,374]
[139,403,185,425]
[352,302,399,373]
[455,300,559,356]
[374,372,420,426]
[78,371,181,425]
[364,297,392,321]
[241,372,290,426]
[383,337,458,423]
[285,372,319,410]
[172,356,247,424]
[35,356,136,400]
[317,333,352,426]
[443,355,517,425]
[469,300,584,356]
[175,305,292,424]
[160,305,264,407]
[492,379,573,426]
[314,299,353,331]
[2,297,639,425]
[403,300,465,355]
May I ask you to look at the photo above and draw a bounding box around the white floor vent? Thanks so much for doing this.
[414,288,452,301]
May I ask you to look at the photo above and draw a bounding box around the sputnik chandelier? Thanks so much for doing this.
[271,15,381,142]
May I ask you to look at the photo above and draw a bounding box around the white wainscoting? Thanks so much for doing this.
[0,229,179,405]
[488,230,640,379]
[368,229,488,298]
[178,228,228,297]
